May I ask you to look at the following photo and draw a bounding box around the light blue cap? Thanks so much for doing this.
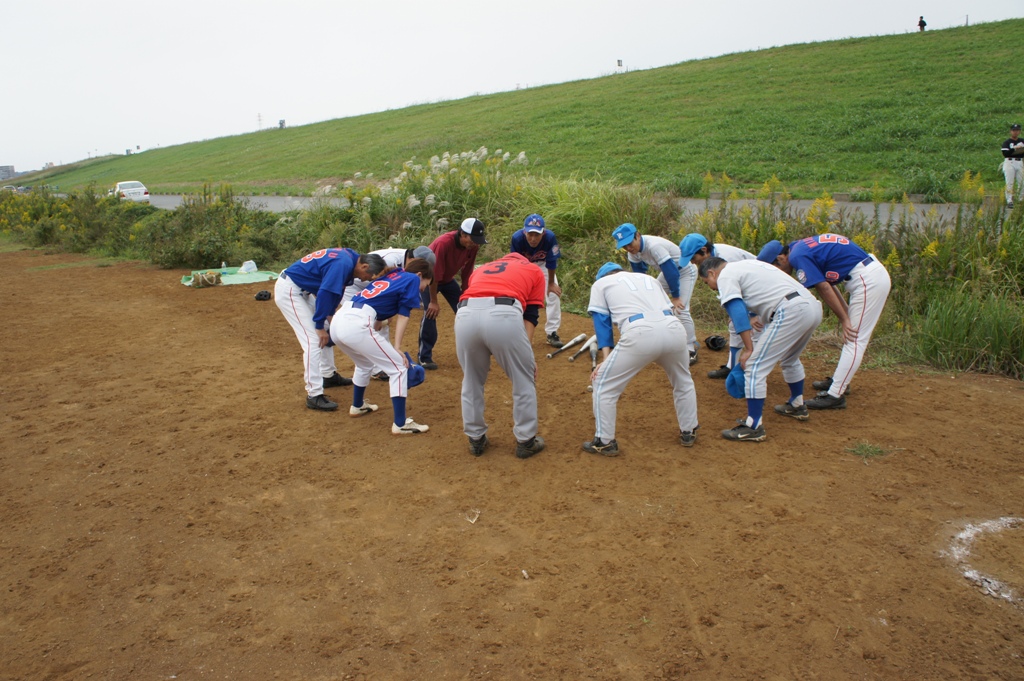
[757,240,784,263]
[596,262,624,281]
[612,223,638,249]
[678,233,709,264]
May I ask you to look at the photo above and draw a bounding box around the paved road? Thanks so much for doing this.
[151,194,972,224]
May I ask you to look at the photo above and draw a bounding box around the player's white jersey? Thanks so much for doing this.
[716,260,813,321]
[588,271,673,327]
[713,243,756,263]
[371,247,408,270]
[626,235,679,269]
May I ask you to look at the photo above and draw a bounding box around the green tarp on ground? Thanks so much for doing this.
[181,266,279,286]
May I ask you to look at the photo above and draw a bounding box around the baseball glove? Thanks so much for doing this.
[704,335,727,351]
[254,290,271,301]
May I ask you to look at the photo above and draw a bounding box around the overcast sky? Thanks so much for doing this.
[1,1,1018,172]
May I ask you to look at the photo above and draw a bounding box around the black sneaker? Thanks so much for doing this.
[373,371,389,381]
[468,434,489,457]
[306,394,338,411]
[774,402,809,421]
[811,377,851,396]
[547,333,564,348]
[721,423,766,442]
[679,428,698,447]
[707,365,730,379]
[689,350,698,366]
[806,394,847,410]
[322,373,353,388]
[421,360,438,371]
[582,438,620,456]
[515,435,545,459]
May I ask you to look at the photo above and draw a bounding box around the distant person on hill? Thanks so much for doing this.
[1002,123,1024,209]
[917,16,927,31]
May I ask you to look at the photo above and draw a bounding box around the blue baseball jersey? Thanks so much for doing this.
[510,228,561,270]
[351,268,422,321]
[283,248,360,328]
[788,234,869,287]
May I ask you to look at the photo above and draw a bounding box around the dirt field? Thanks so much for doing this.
[2,247,1023,681]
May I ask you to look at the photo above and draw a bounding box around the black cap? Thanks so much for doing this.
[460,217,488,245]
[1012,123,1022,131]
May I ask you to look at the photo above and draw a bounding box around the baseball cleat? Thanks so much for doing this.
[689,350,698,366]
[306,394,339,411]
[582,438,620,456]
[392,418,429,434]
[721,424,766,442]
[546,332,564,348]
[468,434,489,457]
[774,401,809,421]
[373,371,389,381]
[811,377,851,396]
[515,435,545,459]
[707,365,730,379]
[349,402,379,417]
[805,394,847,410]
[679,428,698,447]
[322,373,353,388]
[421,361,438,371]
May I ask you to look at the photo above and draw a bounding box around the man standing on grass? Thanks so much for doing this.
[758,235,891,411]
[418,217,488,370]
[1002,123,1024,210]
[510,213,565,348]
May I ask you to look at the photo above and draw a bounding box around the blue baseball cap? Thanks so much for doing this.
[596,262,624,281]
[524,214,546,233]
[405,353,426,388]
[757,240,783,264]
[612,223,638,249]
[678,233,709,264]
[725,363,746,399]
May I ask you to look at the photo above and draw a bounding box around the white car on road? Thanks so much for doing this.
[110,181,150,203]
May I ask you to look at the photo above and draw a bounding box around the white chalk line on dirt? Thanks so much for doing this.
[942,517,1023,606]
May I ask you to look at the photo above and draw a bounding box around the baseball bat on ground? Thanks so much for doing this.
[545,333,588,359]
[589,342,598,370]
[568,335,597,362]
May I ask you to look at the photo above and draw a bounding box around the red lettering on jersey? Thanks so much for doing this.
[360,280,390,299]
[818,234,850,245]
[301,249,328,263]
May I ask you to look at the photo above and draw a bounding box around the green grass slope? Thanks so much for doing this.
[32,19,1024,198]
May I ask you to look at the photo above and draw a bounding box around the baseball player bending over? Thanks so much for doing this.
[612,223,700,364]
[678,233,760,379]
[510,213,565,348]
[699,257,822,442]
[275,248,387,411]
[583,262,699,456]
[418,217,487,370]
[455,253,547,459]
[330,259,434,434]
[758,235,891,410]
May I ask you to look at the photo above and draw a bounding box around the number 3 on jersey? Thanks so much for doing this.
[360,280,391,299]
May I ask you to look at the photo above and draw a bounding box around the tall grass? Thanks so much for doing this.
[2,155,1021,379]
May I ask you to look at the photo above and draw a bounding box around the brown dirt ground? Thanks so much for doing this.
[2,247,1024,681]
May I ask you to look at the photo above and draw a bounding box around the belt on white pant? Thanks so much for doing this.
[620,309,672,330]
[340,302,378,323]
[844,255,876,281]
[457,296,520,309]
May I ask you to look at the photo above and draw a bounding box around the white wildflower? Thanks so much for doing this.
[354,171,363,179]
[438,200,450,208]
[502,152,510,163]
[361,196,372,205]
[424,194,435,205]
[428,209,438,216]
[461,179,471,191]
[406,195,421,209]
[402,221,412,230]
[343,180,354,188]
[429,155,441,166]
[436,217,449,228]
[424,178,434,189]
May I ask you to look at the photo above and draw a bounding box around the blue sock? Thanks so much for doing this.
[747,398,765,429]
[729,346,739,368]
[391,396,406,427]
[788,379,804,406]
[353,385,366,408]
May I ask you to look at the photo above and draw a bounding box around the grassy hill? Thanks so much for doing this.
[30,18,1024,199]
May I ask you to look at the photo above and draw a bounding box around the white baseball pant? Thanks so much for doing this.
[744,296,822,399]
[330,305,409,397]
[1004,159,1023,204]
[658,262,698,352]
[826,258,891,398]
[536,262,562,336]
[591,315,698,442]
[275,274,338,397]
